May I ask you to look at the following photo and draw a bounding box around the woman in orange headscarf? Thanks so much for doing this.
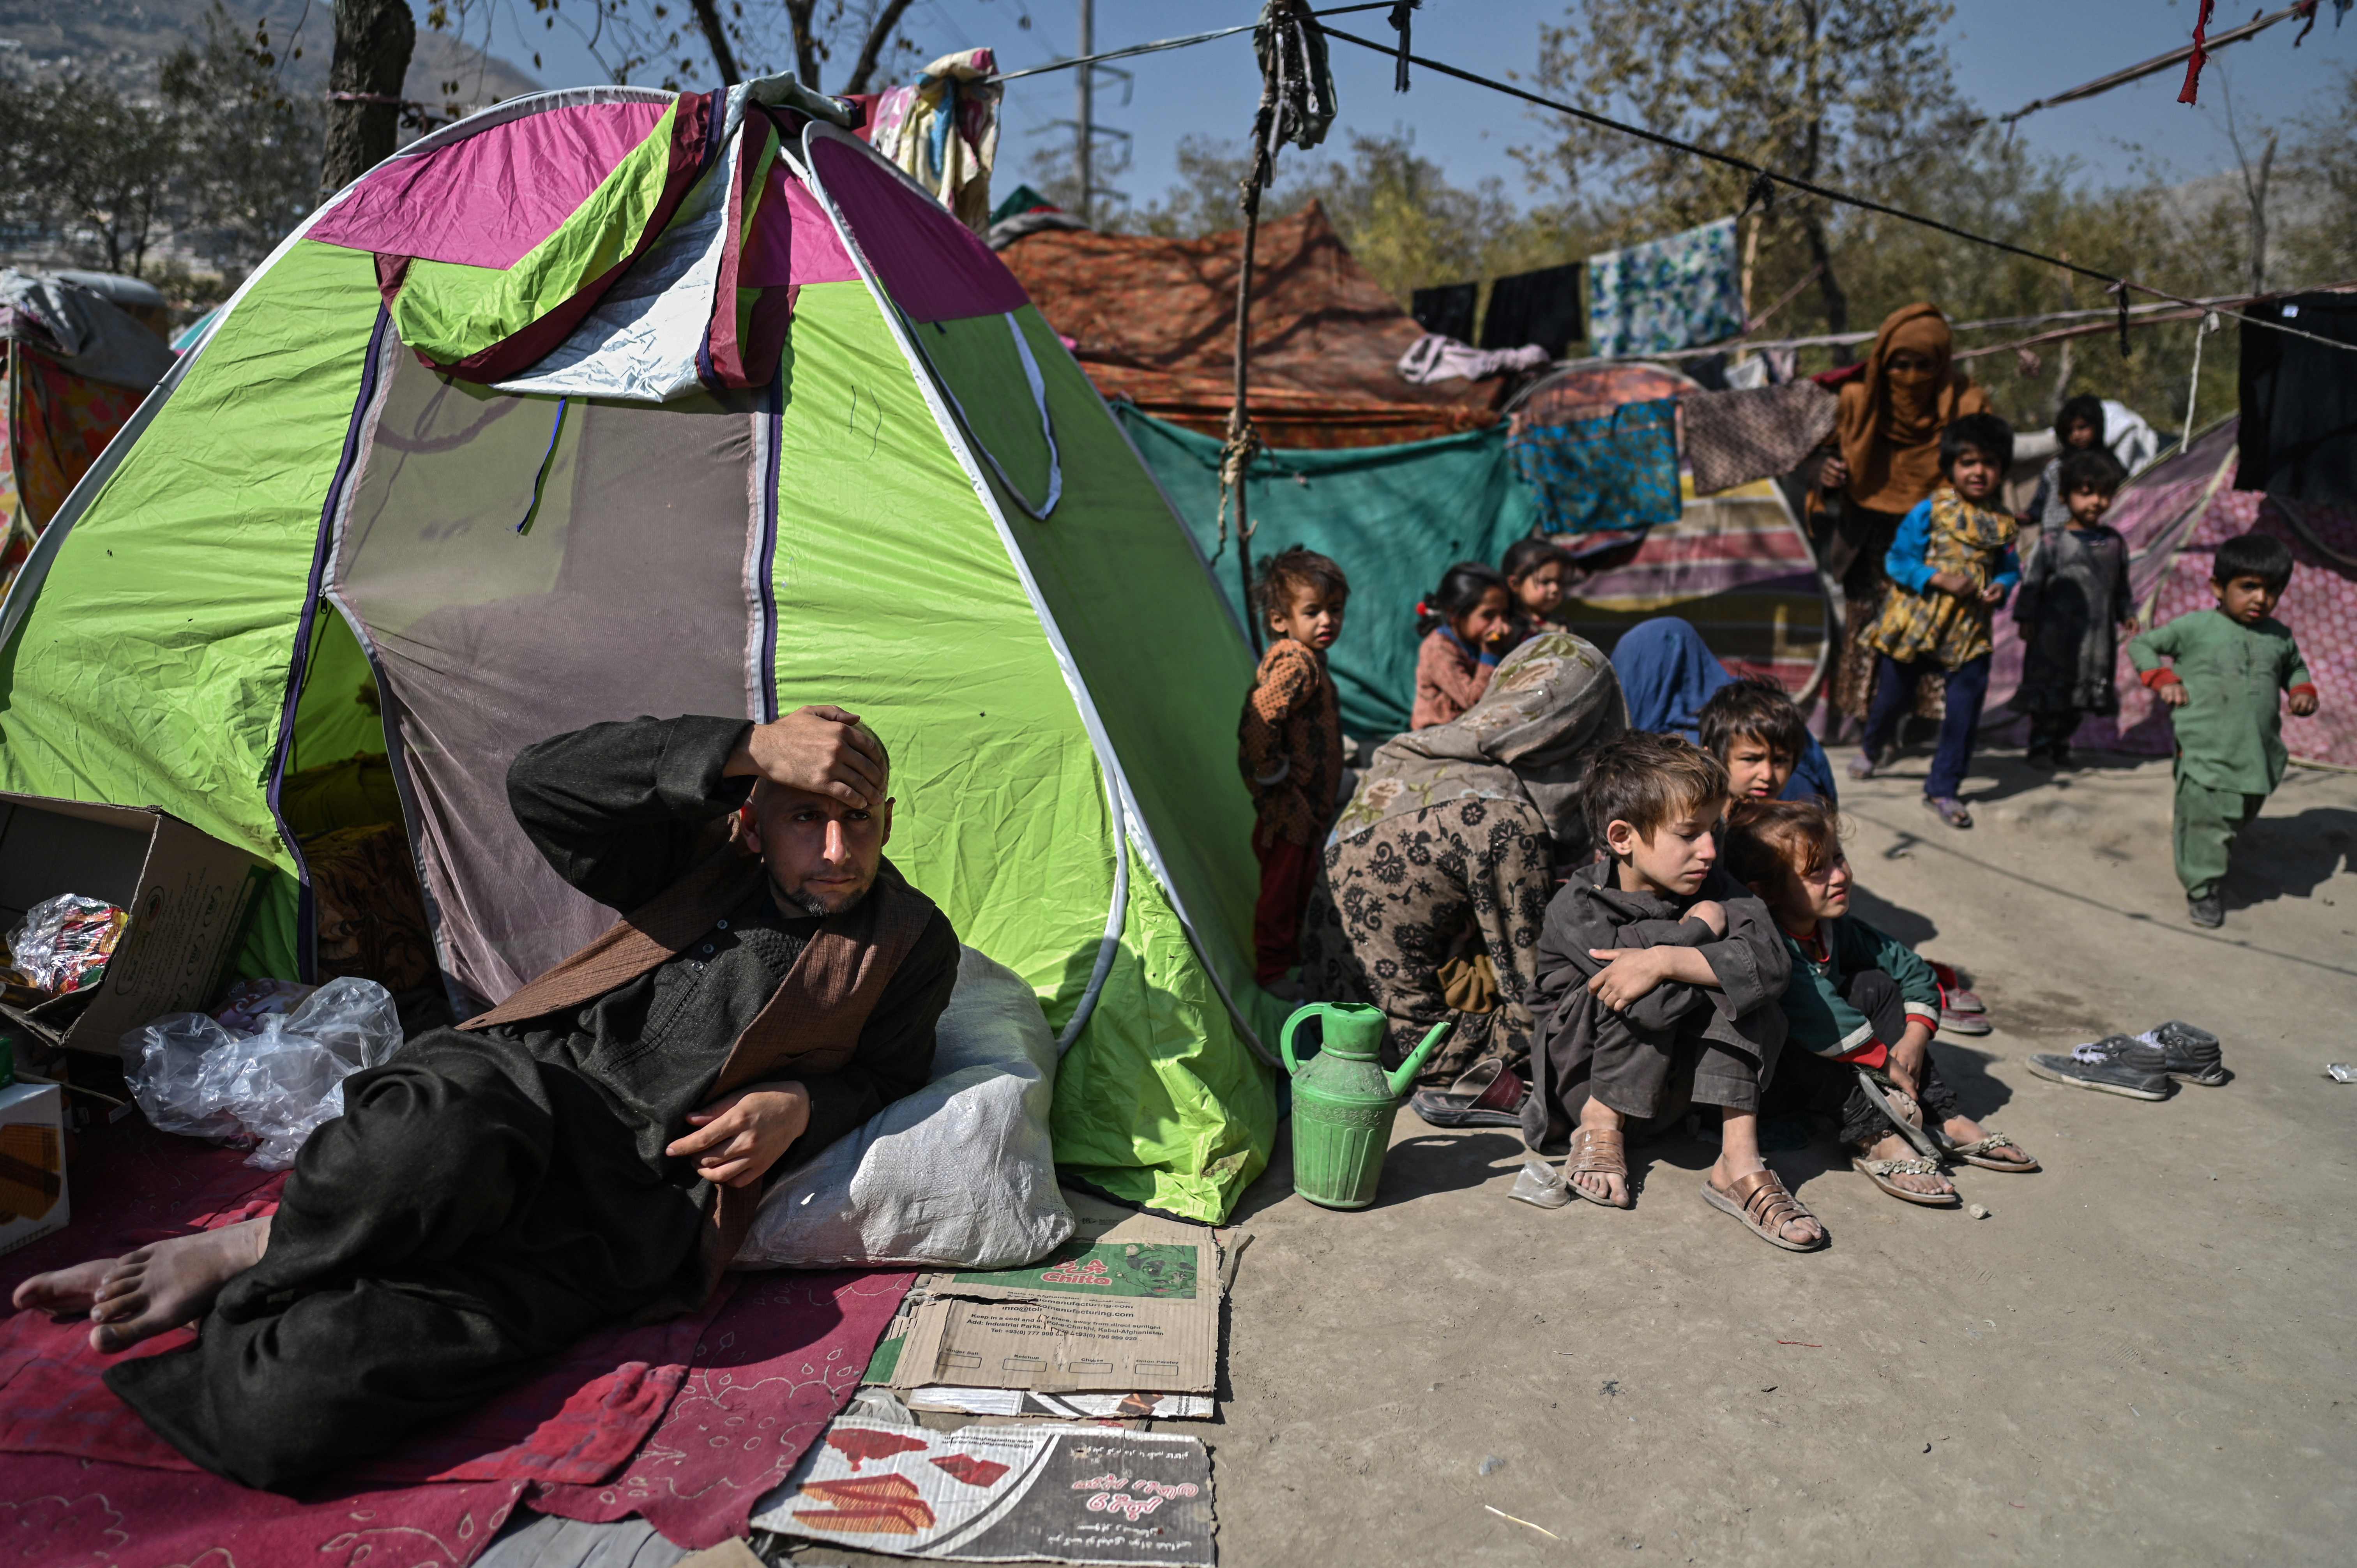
[1815,304,1991,721]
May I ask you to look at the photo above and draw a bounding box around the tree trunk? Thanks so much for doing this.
[320,0,415,199]
[1795,3,1852,362]
[1803,211,1850,355]
[840,0,920,95]
[688,0,743,84]
[2247,129,2277,297]
[784,0,823,89]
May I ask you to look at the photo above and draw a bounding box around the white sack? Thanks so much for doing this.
[733,945,1072,1270]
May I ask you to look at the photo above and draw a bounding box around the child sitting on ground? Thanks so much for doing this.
[1411,562,1519,729]
[2027,392,2108,529]
[2016,446,2134,768]
[2129,531,2320,929]
[1502,537,1574,637]
[1521,733,1822,1251]
[1853,411,2021,830]
[1699,675,1839,805]
[1239,547,1349,985]
[1723,799,2038,1208]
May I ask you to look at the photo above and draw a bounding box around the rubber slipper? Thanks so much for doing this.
[1940,1132,2039,1172]
[1854,1069,1942,1159]
[1567,1124,1633,1209]
[1852,1155,1959,1206]
[1700,1168,1827,1252]
[1409,1060,1527,1128]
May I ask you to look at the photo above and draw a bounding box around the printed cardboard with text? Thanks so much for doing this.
[875,1208,1220,1395]
[753,1420,1214,1566]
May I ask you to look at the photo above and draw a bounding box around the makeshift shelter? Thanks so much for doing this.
[0,79,1277,1222]
[1120,406,1537,736]
[0,270,174,597]
[1987,417,2355,769]
[1512,362,1833,697]
[999,202,1501,448]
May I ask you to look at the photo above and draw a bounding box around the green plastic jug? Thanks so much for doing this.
[1280,1003,1449,1210]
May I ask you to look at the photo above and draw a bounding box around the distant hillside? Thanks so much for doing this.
[0,0,542,114]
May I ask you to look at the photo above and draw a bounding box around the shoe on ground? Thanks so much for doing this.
[1410,1061,1527,1128]
[1847,749,1879,780]
[2050,742,2073,769]
[1923,795,1973,829]
[2027,1037,2174,1100]
[1940,1008,1993,1037]
[2187,892,2224,928]
[2138,1020,2228,1085]
[2025,744,2056,768]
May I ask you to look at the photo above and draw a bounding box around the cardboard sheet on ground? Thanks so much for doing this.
[906,1389,1214,1421]
[753,1420,1213,1565]
[868,1208,1220,1395]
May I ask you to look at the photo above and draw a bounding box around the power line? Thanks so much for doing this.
[1315,23,2357,357]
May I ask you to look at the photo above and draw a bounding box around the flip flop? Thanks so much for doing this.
[1854,1068,1942,1159]
[1700,1168,1827,1252]
[1852,1154,1959,1206]
[1937,1131,2039,1172]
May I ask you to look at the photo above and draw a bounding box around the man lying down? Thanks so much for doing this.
[15,707,959,1491]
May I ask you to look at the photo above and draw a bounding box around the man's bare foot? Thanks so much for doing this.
[1709,1156,1825,1247]
[86,1218,271,1354]
[1569,1107,1630,1206]
[11,1257,118,1318]
[1859,1132,1954,1198]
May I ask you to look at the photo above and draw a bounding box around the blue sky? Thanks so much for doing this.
[496,0,2353,207]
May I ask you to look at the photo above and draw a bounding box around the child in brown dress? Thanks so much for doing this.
[1239,547,1349,985]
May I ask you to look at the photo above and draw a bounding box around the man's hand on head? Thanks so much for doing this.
[666,1082,812,1188]
[727,706,885,809]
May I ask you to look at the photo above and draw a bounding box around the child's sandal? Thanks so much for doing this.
[1942,1132,2039,1172]
[1701,1168,1827,1251]
[1567,1124,1632,1208]
[1851,1154,1959,1206]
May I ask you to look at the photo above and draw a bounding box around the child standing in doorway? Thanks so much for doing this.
[1852,411,2021,830]
[1411,562,1519,729]
[2130,531,2320,929]
[1239,547,1350,985]
[1503,538,1574,637]
[2016,446,2135,767]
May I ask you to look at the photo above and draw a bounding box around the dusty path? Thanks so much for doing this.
[1209,749,2357,1566]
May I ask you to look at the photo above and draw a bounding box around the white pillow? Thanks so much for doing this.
[732,945,1074,1270]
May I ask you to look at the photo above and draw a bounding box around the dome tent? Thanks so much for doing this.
[0,78,1277,1222]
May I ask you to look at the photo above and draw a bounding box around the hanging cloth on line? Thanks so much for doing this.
[1680,381,1839,496]
[1585,217,1744,360]
[1480,261,1585,358]
[1508,398,1682,537]
[1411,281,1477,343]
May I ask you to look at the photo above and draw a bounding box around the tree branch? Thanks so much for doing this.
[688,0,742,83]
[783,0,822,89]
[839,0,919,95]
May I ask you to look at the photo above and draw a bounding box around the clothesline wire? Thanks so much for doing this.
[1316,23,2357,359]
[1711,283,2354,356]
[984,4,1393,84]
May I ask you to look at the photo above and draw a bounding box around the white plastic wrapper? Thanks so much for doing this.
[123,976,403,1168]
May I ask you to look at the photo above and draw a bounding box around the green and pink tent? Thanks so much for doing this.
[0,78,1278,1222]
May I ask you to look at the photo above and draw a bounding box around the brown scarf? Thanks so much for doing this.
[461,844,937,1288]
[1836,302,1991,514]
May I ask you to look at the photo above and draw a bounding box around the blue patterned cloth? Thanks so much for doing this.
[1508,398,1683,536]
[1586,217,1744,358]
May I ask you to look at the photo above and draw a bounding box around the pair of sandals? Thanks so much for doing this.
[1850,1072,2037,1207]
[1564,1124,1827,1253]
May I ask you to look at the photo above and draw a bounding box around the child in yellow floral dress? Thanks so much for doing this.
[1851,411,2020,829]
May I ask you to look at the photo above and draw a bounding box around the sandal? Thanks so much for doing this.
[1938,1130,2039,1172]
[1923,795,1973,829]
[1409,1060,1527,1128]
[1853,1069,1942,1159]
[1567,1124,1632,1208]
[1701,1168,1827,1252]
[1851,1154,1959,1206]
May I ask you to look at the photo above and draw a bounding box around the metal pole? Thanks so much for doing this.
[1075,0,1094,226]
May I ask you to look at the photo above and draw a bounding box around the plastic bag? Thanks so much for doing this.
[124,976,403,1168]
[7,893,129,995]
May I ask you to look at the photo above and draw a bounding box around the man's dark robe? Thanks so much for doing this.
[106,715,960,1492]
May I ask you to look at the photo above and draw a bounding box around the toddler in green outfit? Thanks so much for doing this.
[2129,531,2320,928]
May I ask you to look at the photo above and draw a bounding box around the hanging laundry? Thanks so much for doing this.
[2236,293,2357,505]
[1479,261,1585,358]
[1397,334,1550,385]
[1509,399,1683,536]
[1412,282,1478,343]
[862,49,1004,233]
[1585,218,1744,360]
[1680,381,1840,497]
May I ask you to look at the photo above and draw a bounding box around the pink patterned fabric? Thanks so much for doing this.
[1989,418,2356,769]
[311,103,671,269]
[530,1268,914,1549]
[808,135,1027,322]
[0,1119,914,1556]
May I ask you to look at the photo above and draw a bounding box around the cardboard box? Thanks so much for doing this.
[0,1081,69,1258]
[877,1207,1221,1397]
[0,793,269,1056]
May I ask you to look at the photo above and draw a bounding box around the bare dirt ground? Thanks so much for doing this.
[1206,746,2357,1567]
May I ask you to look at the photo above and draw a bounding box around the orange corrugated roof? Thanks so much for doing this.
[1000,201,1499,450]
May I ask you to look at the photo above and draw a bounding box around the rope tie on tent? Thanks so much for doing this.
[513,397,569,535]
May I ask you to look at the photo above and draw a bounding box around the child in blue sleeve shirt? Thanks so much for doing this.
[1852,412,2021,829]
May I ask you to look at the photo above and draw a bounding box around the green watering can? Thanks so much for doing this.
[1280,1003,1449,1210]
